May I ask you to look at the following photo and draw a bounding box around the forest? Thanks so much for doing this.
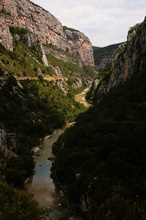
[52,46,146,219]
[0,14,146,219]
[0,26,93,218]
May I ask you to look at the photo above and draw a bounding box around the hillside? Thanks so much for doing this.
[0,0,94,66]
[51,17,146,219]
[93,43,121,70]
[88,18,146,100]
[0,0,97,218]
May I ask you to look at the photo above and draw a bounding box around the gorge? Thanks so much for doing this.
[51,17,146,220]
[0,0,96,219]
[25,126,67,220]
[0,0,146,219]
[25,88,90,220]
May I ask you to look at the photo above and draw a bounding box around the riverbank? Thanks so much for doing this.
[75,87,91,108]
[25,88,90,219]
[25,124,73,220]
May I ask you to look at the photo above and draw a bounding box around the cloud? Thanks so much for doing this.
[31,0,146,46]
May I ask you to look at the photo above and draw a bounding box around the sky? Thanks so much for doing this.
[31,0,146,47]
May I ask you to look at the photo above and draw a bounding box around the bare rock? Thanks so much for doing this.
[0,0,94,66]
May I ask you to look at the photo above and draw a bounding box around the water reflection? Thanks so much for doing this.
[25,128,67,219]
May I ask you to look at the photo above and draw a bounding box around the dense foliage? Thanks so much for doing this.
[0,25,96,218]
[0,70,86,185]
[93,43,120,68]
[52,55,146,219]
[0,178,45,220]
[0,24,92,186]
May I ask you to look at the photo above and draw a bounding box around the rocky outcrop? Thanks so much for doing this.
[0,16,13,51]
[93,43,120,70]
[40,43,49,67]
[0,0,94,66]
[94,17,146,96]
[65,29,94,66]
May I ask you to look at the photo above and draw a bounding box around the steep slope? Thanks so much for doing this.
[0,29,93,187]
[51,17,146,219]
[0,1,97,218]
[0,177,45,219]
[0,0,94,66]
[93,43,121,70]
[90,17,146,98]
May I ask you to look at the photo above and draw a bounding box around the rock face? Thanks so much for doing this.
[93,17,146,96]
[65,29,94,66]
[0,16,13,51]
[0,0,94,66]
[93,43,120,70]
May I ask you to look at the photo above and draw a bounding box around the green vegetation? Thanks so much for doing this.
[46,54,84,76]
[9,26,28,36]
[0,24,96,219]
[0,69,87,187]
[0,41,43,77]
[63,26,79,32]
[0,178,45,219]
[44,43,77,59]
[93,43,121,68]
[0,9,11,16]
[111,42,127,60]
[52,49,146,219]
[46,54,96,80]
[128,22,144,36]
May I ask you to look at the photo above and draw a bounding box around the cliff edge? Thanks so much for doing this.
[0,0,94,66]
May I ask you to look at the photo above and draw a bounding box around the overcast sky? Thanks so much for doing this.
[31,0,146,47]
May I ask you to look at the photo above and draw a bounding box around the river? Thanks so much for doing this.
[25,125,71,219]
[74,87,91,108]
[25,88,90,219]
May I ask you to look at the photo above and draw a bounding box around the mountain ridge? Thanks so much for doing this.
[0,1,96,218]
[0,0,94,66]
[93,42,122,70]
[1,1,146,219]
[88,17,146,100]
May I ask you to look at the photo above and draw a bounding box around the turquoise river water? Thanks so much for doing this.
[25,125,70,220]
[25,88,90,219]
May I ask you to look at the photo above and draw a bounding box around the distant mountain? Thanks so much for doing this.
[91,19,146,98]
[93,43,121,70]
[92,46,100,50]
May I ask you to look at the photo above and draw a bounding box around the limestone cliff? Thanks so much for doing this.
[0,0,94,66]
[93,17,146,97]
[93,43,120,70]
